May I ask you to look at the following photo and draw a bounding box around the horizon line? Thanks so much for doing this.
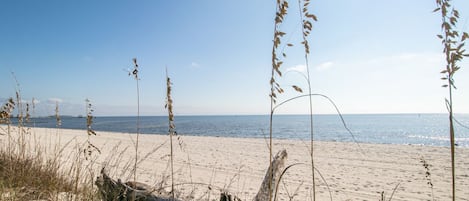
[22,112,466,118]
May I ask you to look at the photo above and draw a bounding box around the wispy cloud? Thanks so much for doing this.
[286,62,334,74]
[47,98,63,104]
[191,62,200,68]
[286,64,307,73]
[315,61,334,71]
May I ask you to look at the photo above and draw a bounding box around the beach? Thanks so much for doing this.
[1,126,468,200]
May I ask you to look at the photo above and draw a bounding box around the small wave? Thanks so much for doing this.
[408,135,469,142]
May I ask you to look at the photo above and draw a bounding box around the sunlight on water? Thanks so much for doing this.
[11,113,469,147]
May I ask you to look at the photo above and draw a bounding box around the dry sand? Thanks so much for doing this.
[1,126,468,200]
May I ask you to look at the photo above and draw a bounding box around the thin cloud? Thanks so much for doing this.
[286,62,334,73]
[191,62,200,68]
[315,61,334,71]
[286,64,307,73]
[47,98,63,104]
[20,98,40,105]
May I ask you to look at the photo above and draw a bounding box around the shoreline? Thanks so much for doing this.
[1,126,468,200]
[8,125,469,148]
[6,113,468,148]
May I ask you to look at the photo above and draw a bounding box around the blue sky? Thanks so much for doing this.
[1,0,469,116]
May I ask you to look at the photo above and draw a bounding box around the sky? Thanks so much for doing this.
[1,0,469,116]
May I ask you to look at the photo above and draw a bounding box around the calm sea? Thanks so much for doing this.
[11,114,469,147]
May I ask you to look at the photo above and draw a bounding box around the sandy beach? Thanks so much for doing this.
[1,126,468,200]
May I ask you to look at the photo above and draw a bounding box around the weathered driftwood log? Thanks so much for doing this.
[219,192,242,201]
[96,149,288,201]
[253,149,287,201]
[95,168,177,201]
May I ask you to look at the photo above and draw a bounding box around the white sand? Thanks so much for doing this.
[1,126,468,200]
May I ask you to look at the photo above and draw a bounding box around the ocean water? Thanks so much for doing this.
[10,114,469,147]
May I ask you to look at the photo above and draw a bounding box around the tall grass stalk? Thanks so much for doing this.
[269,1,289,200]
[54,101,62,159]
[12,73,27,158]
[128,58,141,200]
[84,98,100,192]
[434,1,468,200]
[31,98,36,127]
[269,1,320,200]
[85,99,99,159]
[55,102,61,128]
[165,68,176,200]
[295,0,318,199]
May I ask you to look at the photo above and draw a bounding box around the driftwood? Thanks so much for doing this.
[253,149,287,201]
[95,168,177,201]
[219,192,242,201]
[96,149,287,201]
